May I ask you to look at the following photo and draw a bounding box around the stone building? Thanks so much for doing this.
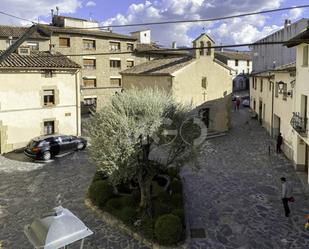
[121,34,233,133]
[0,49,81,154]
[215,50,252,92]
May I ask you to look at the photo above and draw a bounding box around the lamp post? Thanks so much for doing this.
[278,81,285,94]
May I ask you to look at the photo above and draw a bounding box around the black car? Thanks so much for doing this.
[24,135,87,161]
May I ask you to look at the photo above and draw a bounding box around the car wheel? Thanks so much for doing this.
[43,151,51,161]
[77,142,85,150]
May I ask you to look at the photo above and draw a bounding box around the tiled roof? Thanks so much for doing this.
[39,25,137,41]
[121,56,194,75]
[0,25,50,40]
[285,27,309,47]
[0,51,80,69]
[274,62,296,71]
[136,43,189,55]
[215,51,252,62]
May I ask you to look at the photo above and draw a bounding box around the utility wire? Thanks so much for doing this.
[0,11,37,24]
[40,39,309,57]
[69,4,309,30]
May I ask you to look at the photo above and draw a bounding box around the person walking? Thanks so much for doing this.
[281,177,293,217]
[236,98,241,110]
[276,133,283,153]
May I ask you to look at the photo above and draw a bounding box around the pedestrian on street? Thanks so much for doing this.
[276,133,283,153]
[236,98,241,110]
[281,177,293,217]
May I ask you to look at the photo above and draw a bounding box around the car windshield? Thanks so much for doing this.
[28,140,40,148]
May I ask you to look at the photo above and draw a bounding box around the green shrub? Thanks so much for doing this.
[116,182,132,194]
[105,198,123,214]
[157,190,170,203]
[154,214,182,245]
[167,167,179,180]
[171,193,183,208]
[88,180,114,208]
[120,195,136,207]
[92,171,108,182]
[140,217,154,240]
[172,208,185,226]
[119,207,137,224]
[132,189,140,203]
[153,200,171,218]
[152,182,165,196]
[170,179,183,194]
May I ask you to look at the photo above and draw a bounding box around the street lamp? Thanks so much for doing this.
[278,81,285,94]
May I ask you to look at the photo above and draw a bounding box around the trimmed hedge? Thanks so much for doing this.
[153,200,171,218]
[154,214,182,245]
[92,171,108,182]
[156,190,170,203]
[119,207,137,224]
[105,198,123,212]
[120,195,136,207]
[172,208,185,226]
[88,180,114,208]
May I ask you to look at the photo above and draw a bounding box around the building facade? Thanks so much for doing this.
[121,34,233,133]
[0,50,81,154]
[215,50,252,92]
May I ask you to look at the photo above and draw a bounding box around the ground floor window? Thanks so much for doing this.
[44,121,55,135]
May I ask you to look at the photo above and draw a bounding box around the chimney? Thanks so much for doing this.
[51,9,54,19]
[284,19,291,28]
[56,6,59,16]
[172,41,177,49]
[49,44,56,54]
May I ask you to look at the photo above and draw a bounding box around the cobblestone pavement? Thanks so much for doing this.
[0,151,148,249]
[182,108,309,249]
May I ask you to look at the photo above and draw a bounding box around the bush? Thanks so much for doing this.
[116,182,132,194]
[170,179,183,194]
[154,214,182,245]
[152,182,165,196]
[171,193,183,208]
[105,198,123,214]
[153,200,171,218]
[92,171,108,182]
[157,190,170,203]
[88,180,114,208]
[120,195,136,207]
[140,217,154,240]
[172,208,185,226]
[167,167,179,180]
[119,207,137,224]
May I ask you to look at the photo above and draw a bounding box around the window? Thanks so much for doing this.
[83,78,96,88]
[235,60,239,66]
[59,37,70,48]
[127,43,134,51]
[83,39,96,50]
[247,60,250,67]
[43,90,55,106]
[83,59,96,69]
[110,60,121,68]
[199,41,205,56]
[260,79,263,92]
[303,45,308,67]
[126,60,134,68]
[44,121,55,135]
[201,77,207,89]
[110,42,120,51]
[253,100,256,111]
[84,98,97,107]
[110,78,121,86]
[27,41,39,51]
[206,41,211,56]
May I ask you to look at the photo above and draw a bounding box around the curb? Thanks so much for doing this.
[84,199,191,249]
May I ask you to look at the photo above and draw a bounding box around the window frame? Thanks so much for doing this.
[110,59,121,68]
[43,89,55,106]
[44,120,55,135]
[59,37,70,48]
[303,45,308,67]
[126,60,134,68]
[83,78,97,88]
[83,59,96,70]
[83,39,96,50]
[109,42,121,52]
[110,77,122,86]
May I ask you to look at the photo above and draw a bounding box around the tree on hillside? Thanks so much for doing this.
[85,88,204,217]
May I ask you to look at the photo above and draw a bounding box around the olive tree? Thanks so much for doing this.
[85,88,203,216]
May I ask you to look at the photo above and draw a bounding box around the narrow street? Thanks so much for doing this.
[183,108,309,249]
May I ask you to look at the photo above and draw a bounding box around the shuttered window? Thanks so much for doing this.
[59,37,70,47]
[83,59,96,69]
[43,90,55,106]
[110,78,121,86]
[110,60,121,68]
[83,78,96,88]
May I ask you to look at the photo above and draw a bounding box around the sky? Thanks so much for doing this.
[0,0,308,48]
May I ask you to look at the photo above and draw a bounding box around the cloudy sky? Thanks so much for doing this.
[0,0,308,48]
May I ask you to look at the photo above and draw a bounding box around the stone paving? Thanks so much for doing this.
[0,151,148,249]
[182,108,309,249]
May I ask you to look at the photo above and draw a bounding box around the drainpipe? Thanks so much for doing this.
[270,73,274,137]
[75,69,81,136]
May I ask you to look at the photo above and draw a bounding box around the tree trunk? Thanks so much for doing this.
[138,171,152,217]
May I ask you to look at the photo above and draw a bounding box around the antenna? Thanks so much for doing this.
[56,6,59,16]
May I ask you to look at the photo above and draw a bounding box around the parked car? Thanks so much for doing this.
[24,135,87,161]
[242,99,250,107]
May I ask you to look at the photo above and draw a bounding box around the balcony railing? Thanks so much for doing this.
[290,112,308,136]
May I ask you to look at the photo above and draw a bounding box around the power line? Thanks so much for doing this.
[0,11,37,24]
[40,39,309,57]
[69,4,309,30]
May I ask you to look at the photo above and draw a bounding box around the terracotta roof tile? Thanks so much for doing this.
[0,51,80,69]
[0,25,50,40]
